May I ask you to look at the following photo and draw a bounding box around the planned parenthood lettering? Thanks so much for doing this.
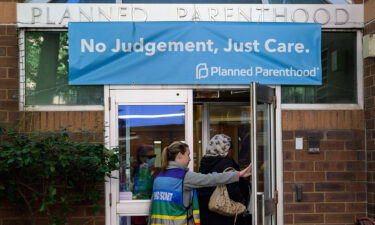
[69,22,321,85]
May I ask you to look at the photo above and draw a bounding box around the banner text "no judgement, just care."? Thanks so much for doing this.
[81,38,311,56]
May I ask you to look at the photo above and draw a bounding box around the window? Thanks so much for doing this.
[120,0,333,3]
[118,105,185,200]
[49,0,116,3]
[281,32,357,104]
[25,0,116,3]
[269,0,330,3]
[122,0,262,3]
[25,31,103,106]
[24,0,352,4]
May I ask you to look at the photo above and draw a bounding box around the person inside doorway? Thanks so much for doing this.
[149,141,252,225]
[133,144,156,200]
[198,134,251,225]
[131,144,156,225]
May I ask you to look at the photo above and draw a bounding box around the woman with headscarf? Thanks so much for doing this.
[198,134,251,225]
[149,141,252,225]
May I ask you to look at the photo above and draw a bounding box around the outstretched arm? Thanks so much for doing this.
[183,164,252,191]
[184,171,238,190]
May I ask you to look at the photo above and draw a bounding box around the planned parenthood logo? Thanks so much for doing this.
[196,63,209,79]
[195,63,319,80]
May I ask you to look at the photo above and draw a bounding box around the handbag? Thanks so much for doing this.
[208,167,246,218]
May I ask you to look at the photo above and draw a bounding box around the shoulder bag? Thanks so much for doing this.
[208,167,246,218]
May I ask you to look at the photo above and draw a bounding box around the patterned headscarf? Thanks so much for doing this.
[205,134,232,157]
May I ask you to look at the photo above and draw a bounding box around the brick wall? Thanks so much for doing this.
[364,58,375,218]
[365,55,375,217]
[364,17,375,218]
[364,0,375,23]
[365,0,375,216]
[0,21,18,128]
[283,110,367,224]
[0,3,106,224]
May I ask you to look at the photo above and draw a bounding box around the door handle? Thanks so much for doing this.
[257,192,265,223]
[258,192,277,217]
[274,190,278,205]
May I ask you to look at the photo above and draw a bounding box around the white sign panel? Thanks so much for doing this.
[17,3,363,28]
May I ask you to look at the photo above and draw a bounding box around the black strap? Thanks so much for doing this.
[182,170,194,224]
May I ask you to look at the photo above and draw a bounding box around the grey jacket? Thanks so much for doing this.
[166,161,239,224]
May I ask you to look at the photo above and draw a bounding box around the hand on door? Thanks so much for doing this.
[239,163,252,178]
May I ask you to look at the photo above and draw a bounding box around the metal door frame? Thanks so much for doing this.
[105,88,193,225]
[251,82,277,225]
[104,85,283,225]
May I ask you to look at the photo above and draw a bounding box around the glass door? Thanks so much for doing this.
[108,90,193,225]
[250,83,277,225]
[193,90,252,171]
[192,88,277,225]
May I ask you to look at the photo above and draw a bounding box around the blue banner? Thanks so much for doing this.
[69,22,321,85]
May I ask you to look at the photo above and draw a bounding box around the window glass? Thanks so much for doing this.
[269,0,329,3]
[208,104,251,168]
[118,105,185,200]
[119,216,148,225]
[123,0,261,3]
[281,32,357,104]
[25,0,115,3]
[49,0,116,3]
[26,0,352,3]
[25,31,103,105]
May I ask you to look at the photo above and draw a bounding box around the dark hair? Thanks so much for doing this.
[161,141,189,171]
[136,144,153,165]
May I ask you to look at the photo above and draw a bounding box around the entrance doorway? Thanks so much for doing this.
[193,90,252,171]
[107,84,277,225]
[193,84,277,225]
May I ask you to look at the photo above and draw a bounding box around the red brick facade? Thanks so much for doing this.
[364,17,375,219]
[1,1,374,225]
[365,0,375,217]
[282,111,367,224]
[0,23,18,128]
[365,55,375,218]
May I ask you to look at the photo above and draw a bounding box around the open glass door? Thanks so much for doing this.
[193,87,277,225]
[108,89,193,225]
[250,83,277,225]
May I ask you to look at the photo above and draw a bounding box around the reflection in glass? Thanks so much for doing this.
[25,31,103,105]
[119,216,149,225]
[193,104,203,171]
[27,0,351,3]
[208,104,251,169]
[193,90,251,171]
[118,105,185,201]
[256,103,273,225]
[269,0,329,3]
[282,32,357,104]
[26,0,115,3]
[123,0,261,3]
